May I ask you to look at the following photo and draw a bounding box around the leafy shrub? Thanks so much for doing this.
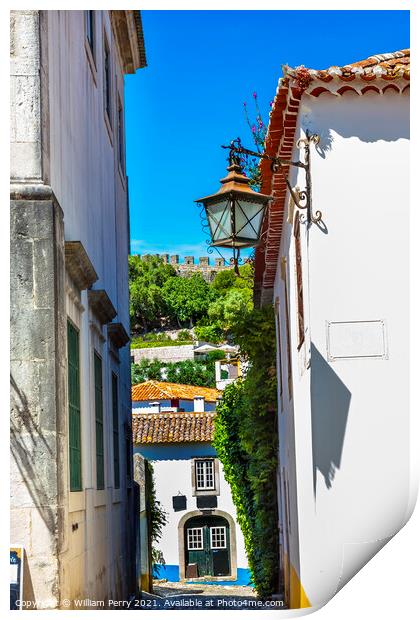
[146,461,168,577]
[213,305,279,598]
[176,330,193,342]
[131,358,217,388]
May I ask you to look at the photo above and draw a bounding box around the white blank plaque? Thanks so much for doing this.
[327,320,387,361]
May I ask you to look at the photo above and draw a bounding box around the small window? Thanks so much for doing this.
[85,11,95,59]
[117,95,124,170]
[210,526,227,549]
[103,35,112,123]
[187,527,204,550]
[195,459,215,491]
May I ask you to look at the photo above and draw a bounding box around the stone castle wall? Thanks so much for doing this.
[141,254,231,283]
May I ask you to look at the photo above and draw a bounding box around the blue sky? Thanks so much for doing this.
[125,10,409,263]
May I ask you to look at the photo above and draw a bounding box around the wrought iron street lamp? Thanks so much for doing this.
[196,132,321,275]
[195,145,272,274]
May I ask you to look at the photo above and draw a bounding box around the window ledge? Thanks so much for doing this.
[192,489,219,497]
[69,490,85,513]
[94,489,107,507]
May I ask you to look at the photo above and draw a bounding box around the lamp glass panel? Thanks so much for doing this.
[207,199,231,241]
[234,200,265,241]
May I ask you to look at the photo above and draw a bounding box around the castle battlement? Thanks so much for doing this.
[139,254,230,282]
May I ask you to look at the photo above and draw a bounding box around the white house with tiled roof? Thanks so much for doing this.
[131,381,250,586]
[254,49,410,609]
[132,380,220,413]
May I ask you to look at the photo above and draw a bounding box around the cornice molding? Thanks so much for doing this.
[108,322,130,349]
[88,289,117,325]
[65,241,98,291]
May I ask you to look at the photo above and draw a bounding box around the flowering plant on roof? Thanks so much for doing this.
[239,92,268,190]
[292,65,313,92]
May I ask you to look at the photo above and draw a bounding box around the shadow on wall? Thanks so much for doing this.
[310,344,351,498]
[302,91,409,155]
[10,374,57,535]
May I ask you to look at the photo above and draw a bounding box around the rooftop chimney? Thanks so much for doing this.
[194,396,205,412]
[149,401,161,413]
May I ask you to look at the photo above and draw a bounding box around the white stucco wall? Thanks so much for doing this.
[134,443,248,574]
[273,89,409,607]
[10,10,135,606]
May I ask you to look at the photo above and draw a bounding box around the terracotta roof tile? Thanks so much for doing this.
[132,411,216,444]
[254,49,409,297]
[286,49,410,86]
[132,380,221,403]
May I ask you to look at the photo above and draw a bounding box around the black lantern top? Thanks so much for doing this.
[196,151,272,249]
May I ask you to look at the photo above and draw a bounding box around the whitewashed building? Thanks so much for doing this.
[132,382,250,585]
[10,10,146,608]
[254,50,410,609]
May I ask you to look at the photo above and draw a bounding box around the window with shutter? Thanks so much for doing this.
[112,373,120,489]
[67,321,82,492]
[94,352,105,490]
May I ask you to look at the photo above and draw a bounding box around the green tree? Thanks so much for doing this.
[131,358,164,384]
[163,273,213,327]
[129,255,176,332]
[196,263,254,339]
[165,359,215,387]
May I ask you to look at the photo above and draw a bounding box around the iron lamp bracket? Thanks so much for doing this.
[222,132,322,225]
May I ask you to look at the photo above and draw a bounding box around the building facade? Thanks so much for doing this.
[10,10,146,608]
[132,382,250,585]
[254,50,410,609]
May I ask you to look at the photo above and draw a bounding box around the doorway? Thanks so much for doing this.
[184,515,230,578]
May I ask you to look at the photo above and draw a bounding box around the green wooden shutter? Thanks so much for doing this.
[67,321,82,491]
[112,373,120,489]
[94,352,105,490]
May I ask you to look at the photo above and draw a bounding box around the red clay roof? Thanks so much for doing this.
[132,411,216,444]
[132,380,221,403]
[254,49,410,299]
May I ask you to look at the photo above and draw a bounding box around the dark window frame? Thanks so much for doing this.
[68,320,82,492]
[94,351,105,490]
[112,373,120,489]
